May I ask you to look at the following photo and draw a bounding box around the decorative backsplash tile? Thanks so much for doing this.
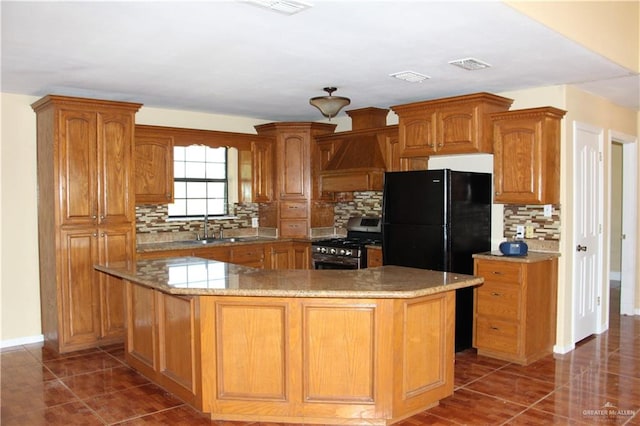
[136,203,259,235]
[334,191,383,231]
[503,204,561,241]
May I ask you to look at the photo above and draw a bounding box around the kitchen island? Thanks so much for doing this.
[96,257,483,425]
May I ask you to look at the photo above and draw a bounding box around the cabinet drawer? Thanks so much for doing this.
[476,281,520,320]
[231,245,265,264]
[476,260,520,283]
[279,219,308,238]
[280,201,308,219]
[475,316,519,355]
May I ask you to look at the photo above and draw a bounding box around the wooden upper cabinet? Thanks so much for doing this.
[392,93,513,157]
[251,140,274,203]
[492,107,566,204]
[33,98,139,227]
[255,122,336,201]
[135,126,174,204]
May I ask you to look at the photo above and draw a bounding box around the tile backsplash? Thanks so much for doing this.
[334,191,383,232]
[136,203,259,236]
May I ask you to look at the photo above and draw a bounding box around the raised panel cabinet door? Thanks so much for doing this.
[58,109,98,227]
[126,281,157,371]
[252,140,274,203]
[270,243,291,270]
[158,293,198,401]
[134,134,174,204]
[398,112,436,157]
[278,132,308,199]
[98,225,134,340]
[59,228,101,348]
[292,243,310,269]
[436,104,477,153]
[493,120,541,203]
[97,111,135,224]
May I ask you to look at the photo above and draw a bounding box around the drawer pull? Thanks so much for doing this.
[491,292,502,297]
[490,326,500,331]
[492,271,503,275]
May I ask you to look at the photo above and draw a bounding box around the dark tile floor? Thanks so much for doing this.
[2,287,639,425]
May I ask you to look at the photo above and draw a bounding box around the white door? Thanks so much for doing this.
[615,133,638,316]
[573,122,603,343]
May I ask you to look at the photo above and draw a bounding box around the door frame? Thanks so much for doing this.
[572,121,605,342]
[610,130,638,316]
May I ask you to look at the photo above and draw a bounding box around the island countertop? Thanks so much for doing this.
[96,256,483,299]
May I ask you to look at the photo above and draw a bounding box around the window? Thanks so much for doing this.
[168,145,228,218]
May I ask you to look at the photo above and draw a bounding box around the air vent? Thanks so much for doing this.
[449,57,491,71]
[245,0,312,15]
[389,71,431,83]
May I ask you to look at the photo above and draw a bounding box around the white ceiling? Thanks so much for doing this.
[2,0,638,122]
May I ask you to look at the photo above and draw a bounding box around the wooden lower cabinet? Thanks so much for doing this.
[367,247,383,267]
[473,256,558,365]
[55,226,132,351]
[137,241,311,270]
[125,281,201,406]
[125,283,455,425]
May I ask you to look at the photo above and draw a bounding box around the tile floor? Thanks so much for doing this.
[2,287,639,425]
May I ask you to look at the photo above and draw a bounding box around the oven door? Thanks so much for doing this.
[312,253,360,270]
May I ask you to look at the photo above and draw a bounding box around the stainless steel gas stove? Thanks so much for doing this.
[311,216,382,269]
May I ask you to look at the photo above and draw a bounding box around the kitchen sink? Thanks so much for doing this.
[174,236,261,246]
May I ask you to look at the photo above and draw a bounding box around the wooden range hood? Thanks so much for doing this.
[316,107,397,193]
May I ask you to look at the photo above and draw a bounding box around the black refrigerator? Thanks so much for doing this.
[382,169,492,352]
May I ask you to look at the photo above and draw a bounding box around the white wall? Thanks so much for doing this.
[1,93,41,345]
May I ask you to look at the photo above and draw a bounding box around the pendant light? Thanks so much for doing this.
[309,87,350,119]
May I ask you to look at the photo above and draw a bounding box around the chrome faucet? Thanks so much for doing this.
[203,213,209,239]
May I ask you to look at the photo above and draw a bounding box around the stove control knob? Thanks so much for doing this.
[339,249,346,255]
[330,248,337,255]
[345,249,352,256]
[320,247,327,254]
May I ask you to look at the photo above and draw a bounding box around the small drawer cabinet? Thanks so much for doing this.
[472,254,558,365]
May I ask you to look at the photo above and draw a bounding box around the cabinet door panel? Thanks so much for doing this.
[252,141,273,203]
[127,282,157,370]
[98,112,135,224]
[99,226,134,339]
[399,115,435,157]
[279,133,308,199]
[135,135,174,204]
[494,124,539,202]
[60,229,100,347]
[438,106,476,153]
[158,294,197,394]
[59,110,98,226]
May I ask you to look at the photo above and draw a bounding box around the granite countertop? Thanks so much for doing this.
[137,236,284,253]
[96,257,483,299]
[472,251,560,263]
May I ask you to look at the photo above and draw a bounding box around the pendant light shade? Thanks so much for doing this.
[309,87,350,119]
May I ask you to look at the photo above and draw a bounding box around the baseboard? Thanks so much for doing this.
[1,334,44,349]
[553,342,575,355]
[610,271,621,281]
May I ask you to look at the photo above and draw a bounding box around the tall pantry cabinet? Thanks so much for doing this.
[32,95,141,353]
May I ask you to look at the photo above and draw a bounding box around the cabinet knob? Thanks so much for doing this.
[92,232,98,237]
[166,193,172,199]
[495,191,500,196]
[437,143,443,148]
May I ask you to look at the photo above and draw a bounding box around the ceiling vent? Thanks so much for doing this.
[449,57,491,71]
[389,71,431,83]
[245,0,312,15]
